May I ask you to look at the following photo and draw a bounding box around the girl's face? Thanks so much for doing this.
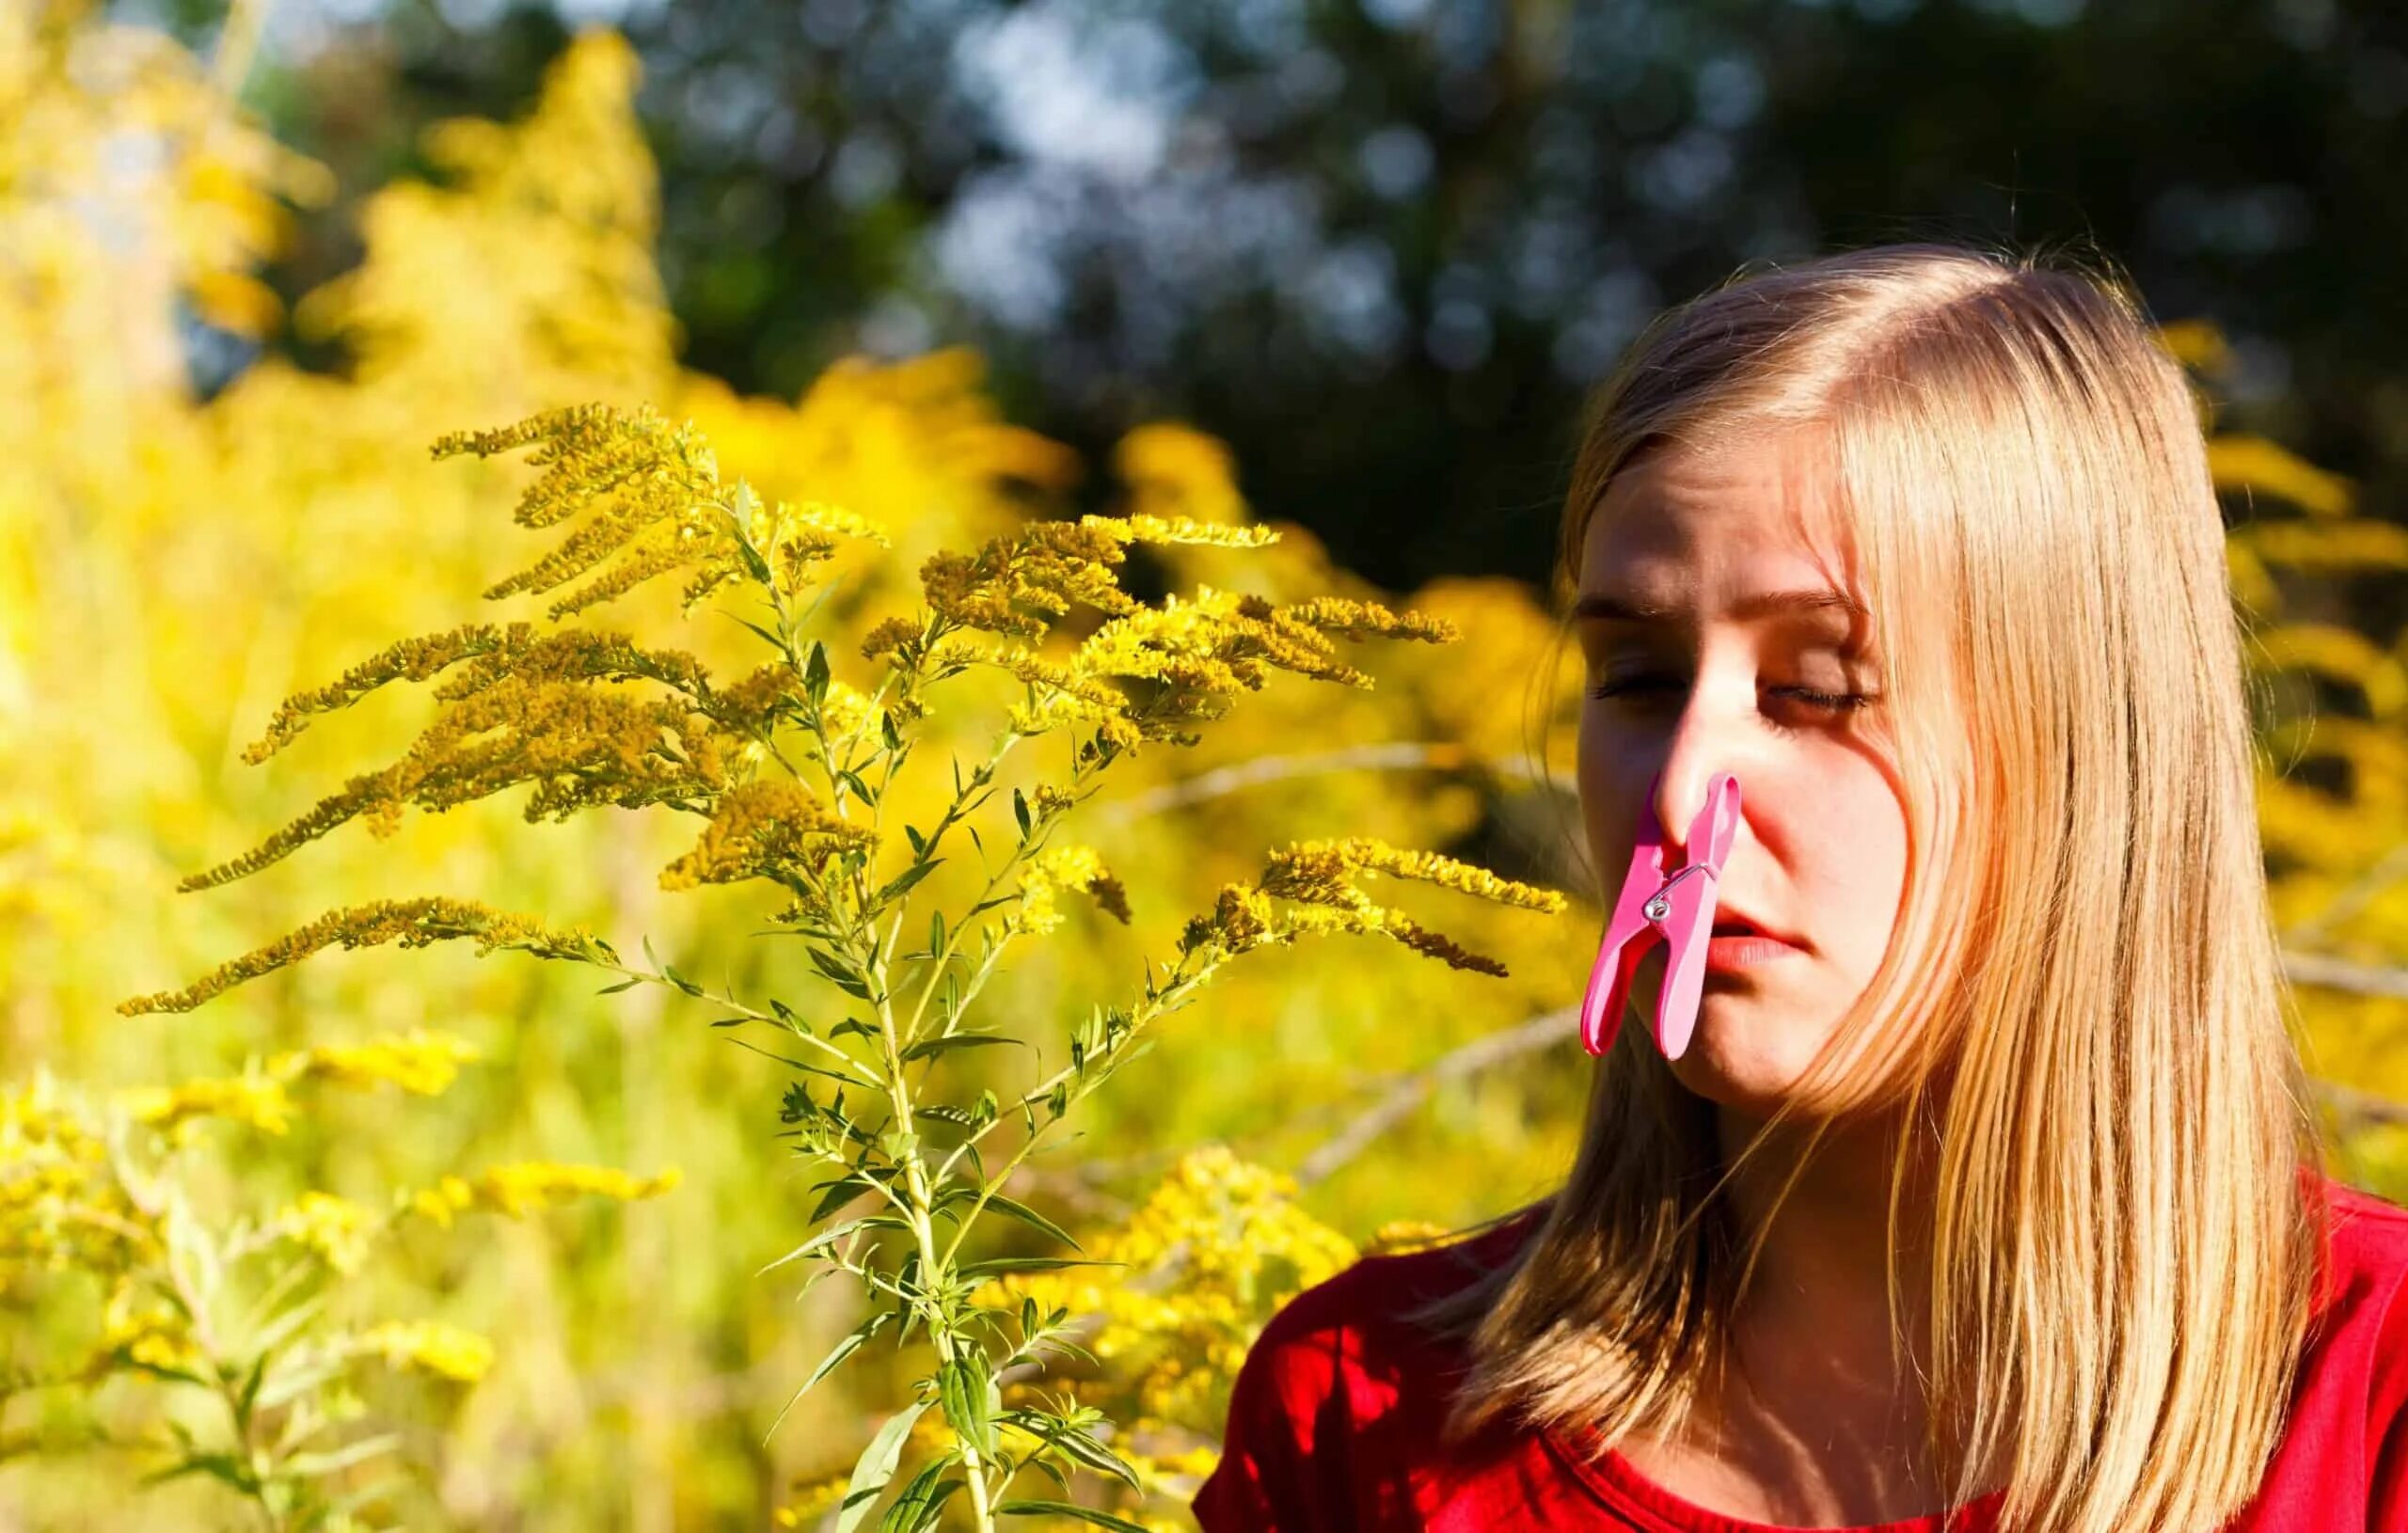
[1575,432,1909,1119]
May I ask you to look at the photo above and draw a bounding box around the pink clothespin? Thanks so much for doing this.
[1579,771,1743,1061]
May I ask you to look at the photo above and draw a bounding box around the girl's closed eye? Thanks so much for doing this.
[1585,671,1879,714]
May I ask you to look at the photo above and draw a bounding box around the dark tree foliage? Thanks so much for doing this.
[177,0,2408,595]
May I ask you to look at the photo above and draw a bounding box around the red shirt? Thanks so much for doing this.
[1195,1174,2408,1532]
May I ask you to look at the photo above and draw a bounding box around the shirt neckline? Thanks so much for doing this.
[1540,1423,2007,1533]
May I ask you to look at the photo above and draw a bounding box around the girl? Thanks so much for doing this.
[1192,243,2408,1533]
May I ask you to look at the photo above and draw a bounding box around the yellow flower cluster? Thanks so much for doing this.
[1268,837,1569,913]
[743,496,893,601]
[973,1146,1356,1429]
[431,402,888,620]
[345,1320,496,1384]
[1015,845,1133,934]
[117,898,611,1015]
[108,1030,482,1145]
[116,1071,297,1139]
[815,678,879,747]
[432,402,724,616]
[404,1162,682,1225]
[239,621,544,765]
[1179,835,1566,977]
[992,580,1457,752]
[279,1028,482,1097]
[772,1472,850,1527]
[922,518,1147,639]
[657,777,877,892]
[226,623,770,884]
[3,1077,142,1272]
[1361,1219,1456,1257]
[274,1192,377,1273]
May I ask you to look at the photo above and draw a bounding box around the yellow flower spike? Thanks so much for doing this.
[290,1029,482,1097]
[126,1330,205,1375]
[776,1470,853,1526]
[859,614,923,661]
[1015,846,1133,934]
[977,1146,1356,1433]
[1300,836,1571,914]
[403,1175,477,1229]
[1363,1220,1454,1257]
[1277,593,1459,646]
[1124,514,1281,549]
[657,778,876,892]
[118,897,612,1013]
[114,1073,297,1139]
[273,1192,378,1274]
[349,1320,495,1383]
[468,1161,680,1218]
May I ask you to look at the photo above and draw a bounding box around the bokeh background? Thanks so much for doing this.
[7,0,2407,1526]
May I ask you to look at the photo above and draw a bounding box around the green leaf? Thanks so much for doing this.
[927,910,945,958]
[810,948,872,1001]
[232,1351,269,1430]
[875,859,943,907]
[995,1500,1152,1532]
[832,1399,927,1533]
[729,614,786,652]
[805,641,832,706]
[880,709,905,752]
[1012,788,1032,839]
[955,1255,1119,1283]
[830,1017,879,1043]
[143,1452,262,1494]
[877,1461,963,1533]
[899,1032,1019,1064]
[759,1214,908,1275]
[249,1291,330,1364]
[765,1309,892,1444]
[724,1035,875,1090]
[768,998,812,1035]
[976,1193,1082,1252]
[810,947,863,985]
[282,1432,403,1478]
[1001,1410,1141,1489]
[938,1351,998,1462]
[904,823,928,859]
[594,976,642,995]
[808,1175,876,1224]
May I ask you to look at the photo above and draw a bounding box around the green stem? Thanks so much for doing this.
[869,941,1002,1531]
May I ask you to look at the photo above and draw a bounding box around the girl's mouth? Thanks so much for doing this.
[1705,919,1802,971]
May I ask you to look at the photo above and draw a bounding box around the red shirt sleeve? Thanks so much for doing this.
[2369,1248,2408,1533]
[1191,1296,1357,1532]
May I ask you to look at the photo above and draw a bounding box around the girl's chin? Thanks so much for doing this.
[1665,1052,1813,1118]
[1655,1009,1832,1116]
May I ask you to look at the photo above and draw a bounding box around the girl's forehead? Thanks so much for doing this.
[1580,435,1859,595]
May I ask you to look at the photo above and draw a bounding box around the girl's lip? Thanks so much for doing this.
[1704,932,1804,970]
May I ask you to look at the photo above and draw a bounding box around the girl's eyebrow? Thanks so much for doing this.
[1570,588,1868,624]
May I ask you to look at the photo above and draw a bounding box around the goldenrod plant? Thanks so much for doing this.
[115,400,1567,1530]
[2160,322,2408,1200]
[0,1029,673,1529]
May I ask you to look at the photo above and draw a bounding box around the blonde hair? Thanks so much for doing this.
[1411,242,2321,1532]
